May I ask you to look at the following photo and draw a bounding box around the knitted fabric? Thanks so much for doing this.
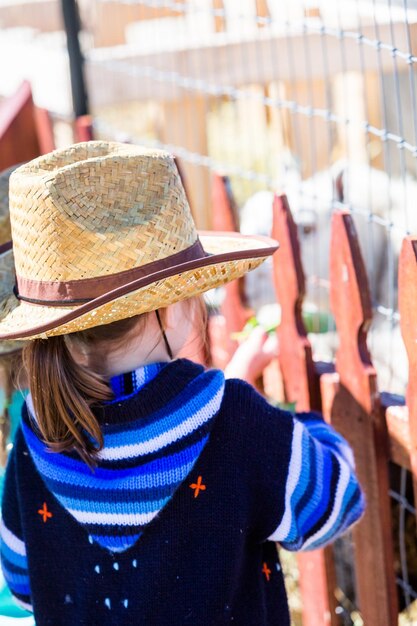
[0,359,364,625]
[22,362,225,552]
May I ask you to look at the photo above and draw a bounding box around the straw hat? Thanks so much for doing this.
[0,166,25,353]
[0,141,278,341]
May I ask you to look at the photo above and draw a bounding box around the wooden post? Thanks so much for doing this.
[209,174,252,368]
[364,72,383,170]
[0,82,41,170]
[320,211,398,625]
[211,173,239,232]
[75,115,94,142]
[212,0,226,33]
[255,0,270,23]
[332,73,368,165]
[272,195,321,412]
[272,194,339,626]
[287,78,329,178]
[398,238,417,507]
[176,158,210,367]
[34,108,55,154]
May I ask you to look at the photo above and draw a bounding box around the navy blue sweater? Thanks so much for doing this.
[1,359,364,625]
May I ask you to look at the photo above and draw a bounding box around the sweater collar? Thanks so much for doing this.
[22,359,225,553]
[108,361,167,402]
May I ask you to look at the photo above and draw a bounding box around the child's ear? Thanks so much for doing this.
[164,301,185,330]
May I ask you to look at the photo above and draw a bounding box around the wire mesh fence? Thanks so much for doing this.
[76,0,417,392]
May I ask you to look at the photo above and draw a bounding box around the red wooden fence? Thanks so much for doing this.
[210,173,416,625]
[0,81,55,169]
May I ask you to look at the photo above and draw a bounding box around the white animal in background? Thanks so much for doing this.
[240,161,416,394]
[241,161,417,312]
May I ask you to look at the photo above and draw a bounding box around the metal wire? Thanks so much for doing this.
[82,1,417,620]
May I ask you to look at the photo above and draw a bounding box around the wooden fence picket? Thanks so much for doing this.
[209,174,252,368]
[74,115,94,142]
[272,194,321,412]
[0,82,42,170]
[320,211,398,625]
[397,238,417,507]
[272,194,339,626]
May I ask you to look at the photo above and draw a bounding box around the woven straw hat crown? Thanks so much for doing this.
[10,142,197,286]
[0,141,278,340]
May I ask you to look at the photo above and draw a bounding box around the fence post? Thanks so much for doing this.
[272,194,321,412]
[212,0,226,32]
[398,238,417,506]
[0,82,41,170]
[34,108,55,154]
[321,211,397,625]
[74,115,94,142]
[61,0,89,118]
[272,194,339,626]
[209,174,252,368]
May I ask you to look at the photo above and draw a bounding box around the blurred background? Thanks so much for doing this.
[2,1,417,624]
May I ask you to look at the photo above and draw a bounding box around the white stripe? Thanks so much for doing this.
[97,388,223,460]
[301,458,351,549]
[268,421,303,542]
[0,518,26,556]
[68,508,158,526]
[13,596,33,612]
[338,442,355,469]
[25,394,36,424]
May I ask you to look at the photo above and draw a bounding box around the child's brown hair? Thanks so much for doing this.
[23,297,208,465]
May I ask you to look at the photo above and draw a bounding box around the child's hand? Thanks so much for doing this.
[224,326,279,385]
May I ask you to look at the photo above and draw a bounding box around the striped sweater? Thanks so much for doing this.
[1,358,364,625]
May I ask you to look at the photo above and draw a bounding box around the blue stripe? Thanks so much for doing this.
[0,541,28,570]
[108,363,166,404]
[48,461,196,501]
[90,533,142,550]
[293,432,317,520]
[103,370,224,436]
[1,564,30,595]
[305,480,364,550]
[283,429,313,542]
[281,440,335,546]
[301,420,354,465]
[62,493,169,515]
[301,454,340,541]
[1,557,27,579]
[25,428,206,488]
[104,370,224,439]
[297,451,337,540]
[296,440,324,532]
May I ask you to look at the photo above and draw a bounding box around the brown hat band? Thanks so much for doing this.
[14,239,207,306]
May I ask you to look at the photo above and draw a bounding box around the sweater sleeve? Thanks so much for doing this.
[0,444,33,612]
[267,411,365,551]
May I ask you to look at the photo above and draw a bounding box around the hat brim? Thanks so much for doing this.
[0,241,25,351]
[0,232,278,341]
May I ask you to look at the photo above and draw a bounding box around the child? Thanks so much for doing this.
[0,142,364,626]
